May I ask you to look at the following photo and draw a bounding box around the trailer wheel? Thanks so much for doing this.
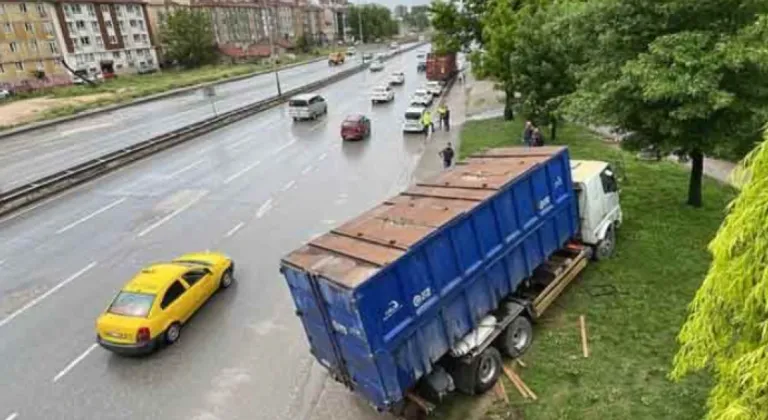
[595,226,616,261]
[452,347,502,395]
[498,315,533,358]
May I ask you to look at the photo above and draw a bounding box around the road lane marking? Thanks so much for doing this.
[0,262,97,329]
[256,198,273,219]
[224,160,261,184]
[308,122,324,132]
[272,139,297,156]
[137,191,207,238]
[301,165,314,175]
[56,198,127,234]
[60,122,113,137]
[318,153,328,161]
[225,222,245,238]
[53,343,98,383]
[225,136,252,151]
[4,412,18,420]
[165,159,205,179]
[282,180,296,191]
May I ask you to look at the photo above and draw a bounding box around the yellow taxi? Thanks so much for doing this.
[96,252,234,355]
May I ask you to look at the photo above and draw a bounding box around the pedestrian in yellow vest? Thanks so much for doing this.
[421,110,433,136]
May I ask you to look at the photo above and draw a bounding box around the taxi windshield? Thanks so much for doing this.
[108,292,155,318]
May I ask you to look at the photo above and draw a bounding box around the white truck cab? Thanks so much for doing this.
[571,160,623,260]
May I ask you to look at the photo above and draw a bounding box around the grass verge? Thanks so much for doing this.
[437,117,736,420]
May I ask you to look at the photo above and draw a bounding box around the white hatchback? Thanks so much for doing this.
[371,85,395,103]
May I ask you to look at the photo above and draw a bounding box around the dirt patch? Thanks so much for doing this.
[0,93,115,127]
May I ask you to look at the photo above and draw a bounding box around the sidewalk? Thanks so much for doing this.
[411,76,470,182]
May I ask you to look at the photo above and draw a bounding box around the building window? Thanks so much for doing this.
[87,4,95,16]
[67,22,74,32]
[43,22,53,34]
[25,22,34,33]
[138,20,144,30]
[76,20,85,30]
[87,53,94,61]
[101,4,109,14]
[48,42,58,53]
[129,19,136,28]
[80,36,90,46]
[118,20,125,31]
[71,37,79,47]
[91,21,99,31]
[105,20,113,28]
[133,34,140,42]
[15,62,24,71]
[29,40,38,51]
[141,34,148,43]
[125,50,132,59]
[95,36,103,46]
[9,42,18,52]
[3,23,11,34]
[109,35,117,44]
[72,4,81,14]
[112,51,121,59]
[36,4,47,17]
[64,4,71,16]
[116,7,123,17]
[19,3,27,13]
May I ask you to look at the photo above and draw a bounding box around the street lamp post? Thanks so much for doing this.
[269,8,282,96]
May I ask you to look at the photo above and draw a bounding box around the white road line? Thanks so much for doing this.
[318,153,328,161]
[256,198,273,219]
[165,159,205,179]
[225,222,245,238]
[225,136,252,151]
[282,180,296,191]
[224,160,261,184]
[52,343,98,383]
[0,262,97,329]
[308,122,324,132]
[60,122,113,137]
[196,145,215,156]
[56,198,127,234]
[301,165,314,175]
[4,412,18,420]
[272,139,297,156]
[137,191,207,238]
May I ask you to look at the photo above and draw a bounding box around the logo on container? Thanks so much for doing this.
[412,287,432,308]
[383,300,402,321]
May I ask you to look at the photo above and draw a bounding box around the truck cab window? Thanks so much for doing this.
[600,168,618,193]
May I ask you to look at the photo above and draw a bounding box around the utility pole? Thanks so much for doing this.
[268,6,282,96]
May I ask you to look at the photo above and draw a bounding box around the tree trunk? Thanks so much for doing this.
[504,86,515,120]
[550,119,557,143]
[687,149,704,208]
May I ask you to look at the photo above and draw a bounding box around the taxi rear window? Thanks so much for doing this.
[289,99,308,107]
[405,111,422,120]
[108,292,155,318]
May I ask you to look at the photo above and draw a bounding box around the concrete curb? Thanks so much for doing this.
[0,42,427,217]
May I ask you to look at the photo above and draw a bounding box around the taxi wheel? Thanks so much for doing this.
[220,269,234,289]
[165,322,182,345]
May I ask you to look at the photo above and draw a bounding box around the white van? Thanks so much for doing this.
[403,106,427,133]
[288,94,327,121]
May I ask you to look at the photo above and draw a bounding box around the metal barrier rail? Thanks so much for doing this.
[0,42,426,216]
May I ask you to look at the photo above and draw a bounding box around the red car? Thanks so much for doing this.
[341,114,371,141]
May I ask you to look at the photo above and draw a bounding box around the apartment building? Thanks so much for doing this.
[51,0,159,78]
[0,1,69,90]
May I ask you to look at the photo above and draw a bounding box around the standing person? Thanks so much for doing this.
[439,142,455,168]
[421,110,433,136]
[443,106,451,131]
[532,127,544,147]
[436,105,446,130]
[523,121,533,146]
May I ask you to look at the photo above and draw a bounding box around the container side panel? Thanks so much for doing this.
[453,218,482,274]
[504,246,529,291]
[538,217,559,260]
[425,233,461,295]
[357,271,411,348]
[522,232,544,279]
[396,251,439,319]
[444,293,473,343]
[475,202,503,258]
[495,187,522,243]
[373,350,404,404]
[465,272,495,323]
[513,180,536,229]
[487,258,511,301]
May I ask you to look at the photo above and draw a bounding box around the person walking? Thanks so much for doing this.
[443,106,451,131]
[421,110,433,136]
[439,142,455,168]
[532,127,544,147]
[436,105,446,130]
[523,121,534,146]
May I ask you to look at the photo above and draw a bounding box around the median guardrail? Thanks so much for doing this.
[0,42,427,217]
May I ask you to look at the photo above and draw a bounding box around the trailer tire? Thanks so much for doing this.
[594,225,616,261]
[452,347,502,395]
[498,315,533,358]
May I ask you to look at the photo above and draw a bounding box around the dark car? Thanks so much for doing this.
[362,52,374,61]
[341,114,371,141]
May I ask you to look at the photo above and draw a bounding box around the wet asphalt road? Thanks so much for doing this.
[0,43,411,192]
[0,45,433,420]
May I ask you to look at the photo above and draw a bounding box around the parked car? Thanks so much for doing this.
[409,89,433,107]
[402,106,427,133]
[426,81,443,97]
[341,114,371,141]
[288,94,328,121]
[416,53,427,72]
[362,52,374,61]
[371,85,395,104]
[346,47,357,56]
[389,71,405,85]
[389,41,398,50]
[369,60,385,72]
[0,88,13,100]
[96,252,235,355]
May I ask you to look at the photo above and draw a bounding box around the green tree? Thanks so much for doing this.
[404,7,430,31]
[562,0,768,207]
[429,0,486,54]
[161,9,216,68]
[671,130,768,419]
[347,4,399,43]
[295,33,314,53]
